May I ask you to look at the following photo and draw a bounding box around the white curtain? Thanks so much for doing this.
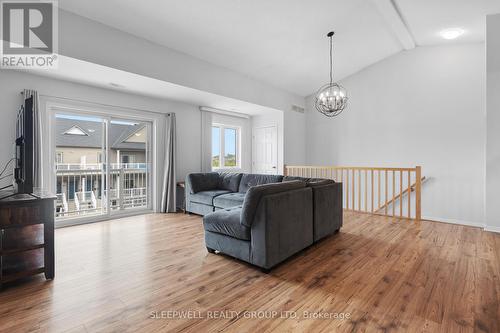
[200,109,212,172]
[23,89,43,188]
[161,113,177,213]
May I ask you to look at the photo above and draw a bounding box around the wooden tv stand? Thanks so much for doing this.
[0,190,55,289]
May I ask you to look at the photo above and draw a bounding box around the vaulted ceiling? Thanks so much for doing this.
[59,0,500,97]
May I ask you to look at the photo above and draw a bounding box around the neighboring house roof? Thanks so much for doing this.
[63,125,89,136]
[56,118,146,150]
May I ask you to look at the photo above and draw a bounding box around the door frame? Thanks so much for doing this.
[252,124,279,175]
[41,96,163,228]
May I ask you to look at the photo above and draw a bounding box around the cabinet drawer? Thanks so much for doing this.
[0,204,43,226]
[1,225,44,251]
[2,248,44,276]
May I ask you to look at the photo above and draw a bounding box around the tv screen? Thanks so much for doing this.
[14,96,34,194]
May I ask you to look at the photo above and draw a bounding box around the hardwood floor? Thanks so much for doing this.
[0,212,499,333]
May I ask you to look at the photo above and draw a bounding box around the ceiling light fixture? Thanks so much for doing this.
[440,28,465,40]
[315,31,348,118]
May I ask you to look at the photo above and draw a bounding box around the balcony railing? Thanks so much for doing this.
[55,163,148,219]
[56,163,147,171]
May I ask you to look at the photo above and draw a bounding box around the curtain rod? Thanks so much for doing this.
[199,106,250,119]
[20,92,174,116]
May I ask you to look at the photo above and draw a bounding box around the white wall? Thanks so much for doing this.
[251,111,284,174]
[486,14,500,232]
[58,10,304,113]
[305,44,486,226]
[0,71,202,188]
[284,110,306,165]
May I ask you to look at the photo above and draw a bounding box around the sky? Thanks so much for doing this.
[56,114,140,126]
[212,127,236,156]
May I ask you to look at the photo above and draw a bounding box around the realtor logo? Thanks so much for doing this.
[1,0,58,68]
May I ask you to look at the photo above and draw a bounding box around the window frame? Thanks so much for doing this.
[212,123,241,171]
[43,97,160,228]
[56,151,64,164]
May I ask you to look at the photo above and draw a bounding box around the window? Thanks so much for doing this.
[224,128,237,167]
[53,111,152,224]
[212,125,240,169]
[121,154,135,164]
[212,127,220,168]
[56,152,64,164]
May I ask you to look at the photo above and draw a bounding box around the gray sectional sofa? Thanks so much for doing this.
[185,172,343,272]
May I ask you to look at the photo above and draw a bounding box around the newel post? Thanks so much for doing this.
[283,165,288,176]
[415,166,422,221]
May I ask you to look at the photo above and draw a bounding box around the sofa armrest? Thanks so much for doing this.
[250,187,313,269]
[185,172,219,194]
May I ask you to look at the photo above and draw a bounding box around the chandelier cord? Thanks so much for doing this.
[315,30,347,117]
[329,34,333,85]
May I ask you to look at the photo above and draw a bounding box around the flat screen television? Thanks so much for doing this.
[14,96,34,194]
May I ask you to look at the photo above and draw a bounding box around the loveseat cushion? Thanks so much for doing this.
[203,207,250,241]
[213,192,246,209]
[218,173,243,192]
[238,174,284,193]
[188,173,220,193]
[190,190,231,205]
[240,180,306,227]
[283,176,334,187]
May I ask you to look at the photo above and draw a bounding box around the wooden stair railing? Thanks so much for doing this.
[375,176,426,215]
[284,165,423,221]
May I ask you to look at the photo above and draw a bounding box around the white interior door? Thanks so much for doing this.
[253,125,278,174]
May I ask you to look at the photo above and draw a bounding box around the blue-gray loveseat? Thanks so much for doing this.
[185,172,343,271]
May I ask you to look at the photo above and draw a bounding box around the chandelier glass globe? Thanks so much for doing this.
[315,31,348,117]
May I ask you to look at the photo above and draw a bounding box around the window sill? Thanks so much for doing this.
[212,167,242,172]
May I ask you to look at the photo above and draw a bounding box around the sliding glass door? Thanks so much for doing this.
[108,118,150,213]
[54,112,151,223]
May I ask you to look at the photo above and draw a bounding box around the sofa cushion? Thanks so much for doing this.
[213,192,246,209]
[238,174,284,193]
[188,173,220,193]
[240,180,306,227]
[283,176,334,187]
[187,201,215,216]
[203,207,250,241]
[218,173,243,192]
[190,190,231,205]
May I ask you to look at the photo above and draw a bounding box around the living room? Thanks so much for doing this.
[0,1,499,332]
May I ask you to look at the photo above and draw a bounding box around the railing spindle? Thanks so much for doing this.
[392,171,395,217]
[371,169,374,213]
[351,169,355,211]
[385,170,388,215]
[346,169,350,210]
[407,171,411,219]
[378,171,381,211]
[400,170,403,217]
[415,166,422,221]
[358,170,361,211]
[365,170,368,212]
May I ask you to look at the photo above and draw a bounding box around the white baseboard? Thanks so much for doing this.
[422,215,486,229]
[418,216,500,234]
[484,225,500,233]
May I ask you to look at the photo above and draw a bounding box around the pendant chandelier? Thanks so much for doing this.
[315,31,348,117]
